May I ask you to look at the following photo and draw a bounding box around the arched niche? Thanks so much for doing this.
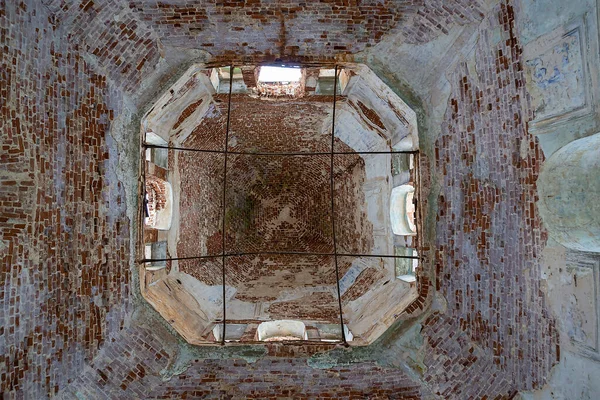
[538,132,600,252]
[390,184,417,236]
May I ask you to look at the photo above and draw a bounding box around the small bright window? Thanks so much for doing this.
[258,66,301,83]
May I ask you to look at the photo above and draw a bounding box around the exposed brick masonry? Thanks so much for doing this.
[174,96,374,323]
[2,0,561,398]
[1,1,130,397]
[148,359,422,399]
[42,0,161,93]
[60,323,422,399]
[171,150,224,258]
[41,0,487,82]
[424,1,558,397]
[144,175,168,228]
[128,0,486,57]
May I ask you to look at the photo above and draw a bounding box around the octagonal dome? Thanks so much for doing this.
[140,63,422,346]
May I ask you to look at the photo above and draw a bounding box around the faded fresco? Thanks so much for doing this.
[525,28,586,122]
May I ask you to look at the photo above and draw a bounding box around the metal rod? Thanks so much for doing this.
[140,142,149,270]
[227,251,421,259]
[415,152,425,275]
[140,254,222,263]
[144,144,225,154]
[218,339,342,345]
[328,65,348,346]
[144,144,418,156]
[139,251,421,263]
[220,64,234,346]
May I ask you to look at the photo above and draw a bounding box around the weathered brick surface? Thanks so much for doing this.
[424,1,558,397]
[174,95,373,258]
[334,154,374,255]
[172,150,225,258]
[351,100,387,131]
[60,322,422,399]
[225,154,334,254]
[341,267,383,303]
[126,0,485,58]
[172,96,375,323]
[173,95,373,256]
[129,0,408,57]
[55,324,172,399]
[39,0,487,74]
[42,0,161,93]
[147,359,422,399]
[400,0,486,44]
[1,0,130,397]
[229,95,335,153]
[2,0,561,398]
[172,99,204,131]
[224,254,337,303]
[178,98,228,151]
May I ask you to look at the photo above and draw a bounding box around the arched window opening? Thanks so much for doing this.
[256,320,307,342]
[145,132,168,169]
[212,324,247,342]
[144,242,167,270]
[390,184,417,236]
[310,323,354,342]
[145,176,173,230]
[216,67,248,94]
[396,248,418,283]
[258,66,302,82]
[257,66,304,97]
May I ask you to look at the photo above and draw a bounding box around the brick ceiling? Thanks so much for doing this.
[44,0,485,67]
[172,93,378,325]
[3,0,569,397]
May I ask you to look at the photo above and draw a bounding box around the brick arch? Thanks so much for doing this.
[145,175,170,229]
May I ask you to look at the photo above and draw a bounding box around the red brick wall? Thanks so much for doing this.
[400,0,485,44]
[54,325,173,399]
[1,1,130,397]
[228,94,335,153]
[59,323,422,399]
[2,1,560,398]
[40,0,486,72]
[334,154,374,256]
[126,0,485,59]
[175,96,373,323]
[128,0,407,58]
[149,359,422,399]
[42,0,161,93]
[175,96,373,262]
[173,150,225,258]
[424,1,558,397]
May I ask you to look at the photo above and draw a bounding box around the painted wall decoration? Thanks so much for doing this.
[525,28,586,122]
